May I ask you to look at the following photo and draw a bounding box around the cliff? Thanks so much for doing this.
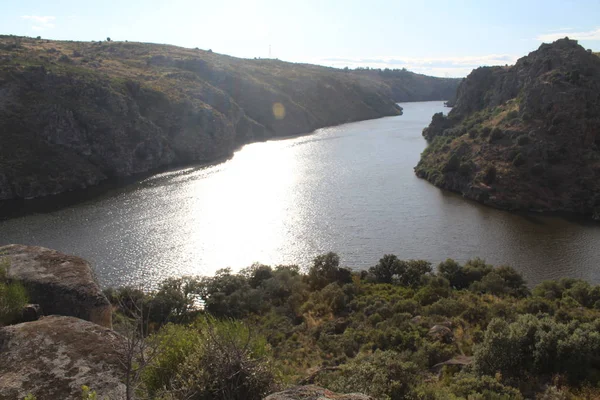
[415,38,600,218]
[0,36,457,201]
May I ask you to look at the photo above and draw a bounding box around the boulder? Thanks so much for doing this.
[0,315,126,400]
[264,385,373,400]
[0,244,112,328]
[20,304,42,322]
[428,324,454,343]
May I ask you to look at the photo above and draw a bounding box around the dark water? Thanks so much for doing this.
[2,101,600,288]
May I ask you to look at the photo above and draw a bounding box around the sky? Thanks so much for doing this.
[2,0,600,77]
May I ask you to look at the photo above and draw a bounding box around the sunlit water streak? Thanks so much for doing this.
[2,101,600,288]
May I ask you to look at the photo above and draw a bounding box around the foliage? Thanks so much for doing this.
[144,317,275,400]
[101,252,600,399]
[0,257,29,326]
[317,350,419,399]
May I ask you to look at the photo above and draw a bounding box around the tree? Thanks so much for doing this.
[370,254,405,284]
[106,37,111,42]
[307,252,352,290]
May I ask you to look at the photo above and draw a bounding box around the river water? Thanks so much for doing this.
[1,101,599,288]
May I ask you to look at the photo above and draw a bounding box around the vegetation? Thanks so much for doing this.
[102,253,600,399]
[0,257,28,326]
[415,38,600,218]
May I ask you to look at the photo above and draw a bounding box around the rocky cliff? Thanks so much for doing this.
[415,38,600,218]
[0,36,457,201]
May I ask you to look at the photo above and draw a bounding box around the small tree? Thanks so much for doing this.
[106,37,111,42]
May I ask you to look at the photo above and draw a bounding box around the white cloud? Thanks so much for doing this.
[536,27,600,42]
[21,15,56,31]
[304,54,520,78]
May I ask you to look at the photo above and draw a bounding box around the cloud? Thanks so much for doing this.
[305,54,520,78]
[21,15,56,31]
[536,27,600,42]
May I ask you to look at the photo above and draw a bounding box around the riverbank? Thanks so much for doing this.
[2,102,600,289]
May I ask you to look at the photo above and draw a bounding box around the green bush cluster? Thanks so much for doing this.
[104,253,600,399]
[0,257,28,326]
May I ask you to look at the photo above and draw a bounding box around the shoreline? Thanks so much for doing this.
[0,107,410,221]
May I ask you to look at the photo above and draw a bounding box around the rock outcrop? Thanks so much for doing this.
[0,316,125,400]
[0,244,112,328]
[264,385,373,400]
[415,38,600,218]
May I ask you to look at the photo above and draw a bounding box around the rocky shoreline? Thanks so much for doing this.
[415,38,600,219]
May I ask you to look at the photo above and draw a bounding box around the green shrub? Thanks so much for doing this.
[146,317,275,400]
[482,165,497,185]
[489,127,503,141]
[0,258,29,326]
[317,350,419,399]
[474,315,600,385]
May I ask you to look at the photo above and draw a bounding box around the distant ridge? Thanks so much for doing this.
[0,35,459,200]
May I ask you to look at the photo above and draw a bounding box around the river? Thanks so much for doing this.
[2,101,600,288]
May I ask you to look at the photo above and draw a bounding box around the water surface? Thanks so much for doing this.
[2,101,600,288]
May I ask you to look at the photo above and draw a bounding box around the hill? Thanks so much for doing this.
[415,38,600,218]
[0,35,458,201]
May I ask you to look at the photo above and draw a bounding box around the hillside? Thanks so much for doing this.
[352,68,460,102]
[0,36,458,201]
[415,38,600,218]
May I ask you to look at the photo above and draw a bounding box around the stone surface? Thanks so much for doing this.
[432,355,473,370]
[416,38,600,219]
[20,304,42,322]
[428,324,454,343]
[264,385,373,400]
[0,316,125,400]
[0,244,112,328]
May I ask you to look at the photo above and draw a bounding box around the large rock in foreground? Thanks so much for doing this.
[0,244,112,328]
[0,316,125,400]
[264,385,373,400]
[415,38,600,218]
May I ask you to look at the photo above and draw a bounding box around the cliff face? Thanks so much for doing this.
[416,38,600,218]
[0,36,457,200]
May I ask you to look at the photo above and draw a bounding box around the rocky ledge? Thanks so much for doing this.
[0,244,112,328]
[0,316,125,400]
[415,38,600,218]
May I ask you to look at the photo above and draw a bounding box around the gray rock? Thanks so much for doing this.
[264,385,373,400]
[0,244,112,328]
[20,304,42,322]
[0,316,126,400]
[428,324,454,343]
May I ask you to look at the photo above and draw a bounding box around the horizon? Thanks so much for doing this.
[2,0,600,78]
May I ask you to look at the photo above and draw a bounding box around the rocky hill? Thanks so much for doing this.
[352,68,459,102]
[0,35,458,201]
[415,38,600,218]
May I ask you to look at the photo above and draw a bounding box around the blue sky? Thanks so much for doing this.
[2,0,599,77]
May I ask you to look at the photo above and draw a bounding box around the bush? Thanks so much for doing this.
[146,317,276,400]
[516,134,530,145]
[317,350,419,399]
[512,153,526,167]
[489,127,503,141]
[0,259,29,326]
[482,165,497,185]
[473,315,600,385]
